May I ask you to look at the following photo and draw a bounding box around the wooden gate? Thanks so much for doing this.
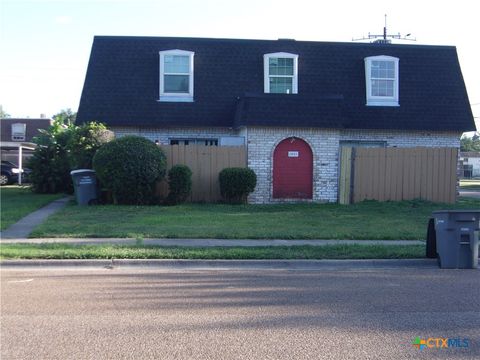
[339,147,458,204]
[156,145,247,202]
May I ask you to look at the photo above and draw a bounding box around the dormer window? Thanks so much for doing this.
[264,52,298,94]
[365,55,399,106]
[159,50,194,102]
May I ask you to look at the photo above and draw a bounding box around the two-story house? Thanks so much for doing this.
[76,36,475,203]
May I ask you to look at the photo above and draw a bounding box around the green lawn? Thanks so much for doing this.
[460,179,480,190]
[0,243,425,260]
[0,186,64,230]
[30,198,480,240]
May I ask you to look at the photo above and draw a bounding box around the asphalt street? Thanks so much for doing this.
[1,266,479,360]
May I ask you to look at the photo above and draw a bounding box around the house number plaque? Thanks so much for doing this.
[288,151,299,157]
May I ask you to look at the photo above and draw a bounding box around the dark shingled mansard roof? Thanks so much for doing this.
[77,36,475,132]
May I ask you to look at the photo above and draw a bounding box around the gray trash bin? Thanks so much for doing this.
[70,169,98,206]
[432,210,479,269]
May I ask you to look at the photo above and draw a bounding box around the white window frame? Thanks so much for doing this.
[159,49,194,102]
[264,52,298,94]
[364,55,399,106]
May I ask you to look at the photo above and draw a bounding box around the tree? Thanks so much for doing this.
[53,108,76,126]
[29,118,75,194]
[67,122,114,169]
[29,118,112,194]
[460,135,480,152]
[0,105,10,118]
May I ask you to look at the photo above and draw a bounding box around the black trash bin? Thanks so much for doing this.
[425,218,437,259]
[432,210,479,269]
[70,169,98,206]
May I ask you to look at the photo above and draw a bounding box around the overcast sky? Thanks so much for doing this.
[1,0,478,131]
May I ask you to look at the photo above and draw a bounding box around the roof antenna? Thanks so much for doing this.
[352,14,416,44]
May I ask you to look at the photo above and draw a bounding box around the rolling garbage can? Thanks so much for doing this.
[432,210,479,269]
[70,169,98,206]
[425,218,437,259]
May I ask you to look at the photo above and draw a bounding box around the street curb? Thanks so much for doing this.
[0,258,442,270]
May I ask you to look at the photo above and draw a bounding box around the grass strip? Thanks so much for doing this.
[30,198,480,240]
[0,244,425,260]
[0,186,64,230]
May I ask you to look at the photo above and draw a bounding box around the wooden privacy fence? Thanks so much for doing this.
[339,147,458,204]
[156,145,247,202]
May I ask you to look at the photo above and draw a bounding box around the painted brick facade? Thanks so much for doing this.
[112,126,237,144]
[110,126,461,204]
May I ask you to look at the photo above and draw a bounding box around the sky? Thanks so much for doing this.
[0,0,478,131]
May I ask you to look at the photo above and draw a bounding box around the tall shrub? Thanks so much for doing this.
[93,136,167,205]
[67,122,114,170]
[29,119,74,194]
[166,164,192,205]
[219,167,257,204]
[29,120,112,194]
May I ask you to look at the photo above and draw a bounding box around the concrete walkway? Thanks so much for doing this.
[0,197,71,239]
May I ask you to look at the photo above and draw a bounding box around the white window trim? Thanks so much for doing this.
[159,49,194,102]
[264,52,298,94]
[364,55,399,106]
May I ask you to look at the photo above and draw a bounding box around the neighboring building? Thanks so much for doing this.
[0,118,52,164]
[460,152,480,178]
[77,36,475,203]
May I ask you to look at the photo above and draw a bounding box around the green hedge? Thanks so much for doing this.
[92,136,166,205]
[219,167,257,204]
[166,164,192,205]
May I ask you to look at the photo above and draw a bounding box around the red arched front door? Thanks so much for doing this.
[273,137,313,199]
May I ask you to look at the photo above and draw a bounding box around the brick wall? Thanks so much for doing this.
[111,126,238,144]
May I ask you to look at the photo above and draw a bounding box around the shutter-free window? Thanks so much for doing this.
[159,50,194,102]
[364,55,399,106]
[264,52,298,94]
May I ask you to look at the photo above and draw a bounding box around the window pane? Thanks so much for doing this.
[371,60,395,79]
[269,57,293,76]
[269,77,293,94]
[371,79,394,97]
[164,55,190,73]
[164,75,189,93]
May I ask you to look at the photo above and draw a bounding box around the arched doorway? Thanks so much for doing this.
[273,137,313,199]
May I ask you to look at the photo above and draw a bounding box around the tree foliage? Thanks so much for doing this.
[28,119,74,194]
[0,105,10,118]
[67,122,114,169]
[53,108,76,126]
[29,116,112,194]
[460,135,480,152]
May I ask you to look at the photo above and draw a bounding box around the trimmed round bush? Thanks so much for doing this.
[219,167,257,204]
[92,136,166,205]
[166,164,192,205]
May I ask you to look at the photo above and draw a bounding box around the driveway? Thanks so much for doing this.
[1,266,479,359]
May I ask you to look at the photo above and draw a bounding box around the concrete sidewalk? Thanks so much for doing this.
[0,237,425,246]
[0,197,71,239]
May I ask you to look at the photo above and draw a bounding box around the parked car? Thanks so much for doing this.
[0,161,31,185]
